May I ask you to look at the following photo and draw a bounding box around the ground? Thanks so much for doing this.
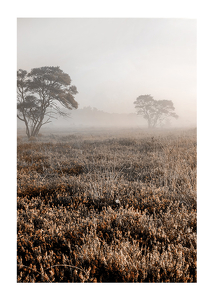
[17,127,197,282]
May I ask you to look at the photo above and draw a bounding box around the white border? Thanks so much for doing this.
[1,0,213,299]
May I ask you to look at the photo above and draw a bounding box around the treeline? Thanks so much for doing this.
[64,107,146,128]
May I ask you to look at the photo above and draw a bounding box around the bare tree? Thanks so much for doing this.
[17,66,78,137]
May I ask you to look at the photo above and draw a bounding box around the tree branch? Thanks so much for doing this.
[17,114,25,121]
[41,118,51,126]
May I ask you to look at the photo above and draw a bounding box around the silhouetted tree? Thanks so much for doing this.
[134,94,178,128]
[17,66,78,137]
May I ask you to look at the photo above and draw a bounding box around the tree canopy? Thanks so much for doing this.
[17,66,78,137]
[134,94,178,128]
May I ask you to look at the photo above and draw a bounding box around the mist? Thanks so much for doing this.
[17,18,196,130]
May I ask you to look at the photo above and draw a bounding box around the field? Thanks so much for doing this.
[17,127,197,282]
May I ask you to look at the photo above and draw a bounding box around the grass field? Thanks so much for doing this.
[17,127,197,282]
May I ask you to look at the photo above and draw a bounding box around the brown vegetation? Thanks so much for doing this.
[17,128,197,282]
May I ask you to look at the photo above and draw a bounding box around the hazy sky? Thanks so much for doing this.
[17,18,196,120]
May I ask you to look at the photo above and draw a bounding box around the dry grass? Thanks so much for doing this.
[17,128,197,282]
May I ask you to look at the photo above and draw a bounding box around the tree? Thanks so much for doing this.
[17,66,78,137]
[133,94,178,128]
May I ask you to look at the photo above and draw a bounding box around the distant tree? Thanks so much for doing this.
[17,66,78,138]
[133,94,178,128]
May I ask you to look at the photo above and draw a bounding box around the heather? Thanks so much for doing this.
[17,128,197,282]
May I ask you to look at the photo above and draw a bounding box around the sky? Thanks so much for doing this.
[17,18,196,123]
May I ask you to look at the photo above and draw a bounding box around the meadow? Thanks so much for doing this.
[17,127,197,282]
